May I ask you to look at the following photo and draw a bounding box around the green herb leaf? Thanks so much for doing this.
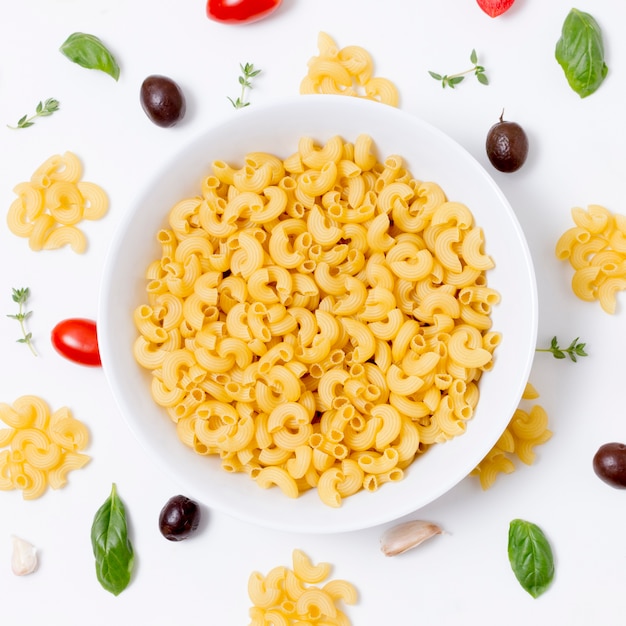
[17,333,33,345]
[536,336,587,362]
[508,519,555,598]
[7,98,60,130]
[428,50,489,89]
[60,32,120,81]
[228,62,262,109]
[555,8,608,98]
[91,483,134,596]
[7,287,37,356]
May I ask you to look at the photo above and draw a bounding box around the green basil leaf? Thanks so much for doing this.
[91,483,134,596]
[508,519,555,598]
[555,8,608,98]
[59,32,120,81]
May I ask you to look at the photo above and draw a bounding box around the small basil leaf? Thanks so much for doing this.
[508,519,555,598]
[555,8,607,98]
[60,32,120,81]
[91,483,134,596]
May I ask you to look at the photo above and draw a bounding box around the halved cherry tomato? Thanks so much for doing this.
[206,0,282,24]
[51,318,101,367]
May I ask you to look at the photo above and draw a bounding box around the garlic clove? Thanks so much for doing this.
[11,535,38,576]
[380,520,443,557]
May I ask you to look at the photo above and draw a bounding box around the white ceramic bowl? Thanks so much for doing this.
[99,95,537,534]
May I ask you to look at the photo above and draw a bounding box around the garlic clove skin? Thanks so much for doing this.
[380,520,443,557]
[11,535,38,576]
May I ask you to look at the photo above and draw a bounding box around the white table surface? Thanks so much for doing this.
[2,1,625,624]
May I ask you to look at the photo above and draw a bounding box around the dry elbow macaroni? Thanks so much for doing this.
[0,395,90,499]
[300,32,399,107]
[556,204,626,314]
[133,133,501,506]
[248,550,357,625]
[6,151,109,253]
[470,382,551,490]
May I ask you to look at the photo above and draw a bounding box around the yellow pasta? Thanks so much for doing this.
[0,396,90,499]
[6,152,108,253]
[300,32,399,107]
[556,204,626,313]
[133,134,500,506]
[471,382,551,489]
[248,550,357,625]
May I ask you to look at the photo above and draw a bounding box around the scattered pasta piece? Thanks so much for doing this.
[471,382,551,489]
[300,32,399,107]
[134,134,501,506]
[247,550,357,625]
[6,151,109,253]
[555,204,626,314]
[0,395,90,499]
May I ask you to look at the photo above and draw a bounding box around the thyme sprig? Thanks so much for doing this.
[228,62,262,109]
[536,336,587,362]
[429,49,488,89]
[8,98,60,129]
[7,287,37,356]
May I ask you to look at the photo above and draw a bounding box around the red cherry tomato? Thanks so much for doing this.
[206,0,282,24]
[51,318,101,367]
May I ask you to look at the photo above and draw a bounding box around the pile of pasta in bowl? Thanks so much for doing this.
[132,131,500,505]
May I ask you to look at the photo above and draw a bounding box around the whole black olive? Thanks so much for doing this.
[486,111,529,173]
[140,75,186,128]
[593,442,626,489]
[158,495,201,541]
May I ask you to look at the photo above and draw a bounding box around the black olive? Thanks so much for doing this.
[593,442,626,489]
[158,495,201,541]
[486,111,529,173]
[140,75,186,128]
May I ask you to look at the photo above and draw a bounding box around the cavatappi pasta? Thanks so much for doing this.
[0,395,90,499]
[470,382,551,490]
[133,134,501,506]
[6,151,108,253]
[300,32,399,107]
[556,204,626,314]
[248,550,357,625]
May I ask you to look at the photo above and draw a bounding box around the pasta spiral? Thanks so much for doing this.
[6,152,108,253]
[300,32,399,107]
[248,550,357,625]
[0,396,90,499]
[556,204,626,313]
[471,382,551,490]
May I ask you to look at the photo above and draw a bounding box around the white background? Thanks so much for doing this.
[1,1,625,624]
